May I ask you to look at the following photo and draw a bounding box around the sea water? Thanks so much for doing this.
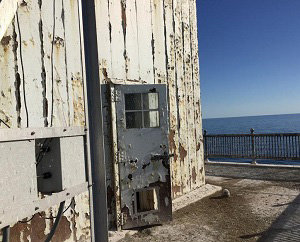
[202,113,300,165]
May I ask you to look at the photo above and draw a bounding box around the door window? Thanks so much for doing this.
[125,92,160,129]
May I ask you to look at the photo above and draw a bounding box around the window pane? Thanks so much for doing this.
[143,93,159,110]
[126,112,143,129]
[125,94,142,110]
[144,111,159,128]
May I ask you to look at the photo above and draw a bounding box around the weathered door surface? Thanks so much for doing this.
[115,84,172,229]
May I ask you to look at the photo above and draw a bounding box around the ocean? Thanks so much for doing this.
[202,113,300,165]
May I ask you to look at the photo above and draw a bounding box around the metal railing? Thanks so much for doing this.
[204,129,300,161]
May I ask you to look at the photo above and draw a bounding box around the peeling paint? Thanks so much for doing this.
[1,0,204,238]
[179,144,188,161]
[96,0,204,230]
[0,0,90,240]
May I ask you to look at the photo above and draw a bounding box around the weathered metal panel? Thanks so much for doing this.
[39,0,54,127]
[36,136,86,193]
[125,0,140,81]
[182,0,197,190]
[108,84,122,230]
[63,0,85,126]
[0,0,205,237]
[0,24,17,129]
[0,0,91,240]
[189,0,205,186]
[115,84,172,229]
[95,0,112,83]
[52,0,69,127]
[16,0,44,127]
[94,0,204,229]
[136,0,154,83]
[163,0,182,198]
[101,84,119,229]
[0,141,37,214]
[151,0,167,84]
[109,0,126,80]
[174,0,189,194]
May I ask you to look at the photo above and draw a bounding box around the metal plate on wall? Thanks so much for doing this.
[0,140,38,215]
[36,136,86,193]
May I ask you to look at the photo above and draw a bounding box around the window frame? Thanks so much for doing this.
[124,92,160,129]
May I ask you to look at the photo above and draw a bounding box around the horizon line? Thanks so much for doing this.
[203,112,300,120]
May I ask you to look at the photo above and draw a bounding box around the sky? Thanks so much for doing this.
[197,0,300,119]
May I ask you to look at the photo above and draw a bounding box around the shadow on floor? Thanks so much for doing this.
[241,193,300,242]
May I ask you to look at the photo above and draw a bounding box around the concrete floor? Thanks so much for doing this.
[119,176,300,242]
[109,184,221,242]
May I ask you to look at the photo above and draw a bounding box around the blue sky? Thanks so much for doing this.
[197,0,300,119]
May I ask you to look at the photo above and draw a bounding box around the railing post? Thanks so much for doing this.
[250,128,256,164]
[203,130,208,162]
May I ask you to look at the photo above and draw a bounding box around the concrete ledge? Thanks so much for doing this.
[206,161,300,181]
[172,184,222,212]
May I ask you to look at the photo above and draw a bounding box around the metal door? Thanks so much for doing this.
[115,84,172,229]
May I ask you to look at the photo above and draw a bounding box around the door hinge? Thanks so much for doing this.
[111,89,121,102]
[117,150,126,163]
[117,212,127,227]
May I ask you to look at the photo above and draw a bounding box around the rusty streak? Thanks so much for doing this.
[179,144,187,162]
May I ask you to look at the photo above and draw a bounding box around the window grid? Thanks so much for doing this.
[125,93,159,129]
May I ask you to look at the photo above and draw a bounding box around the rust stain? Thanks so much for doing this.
[72,73,85,126]
[179,144,187,162]
[169,129,178,162]
[169,129,176,150]
[1,36,12,46]
[102,68,108,78]
[192,167,197,183]
[10,221,30,242]
[172,185,181,196]
[52,216,72,242]
[200,167,204,174]
[53,36,65,48]
[70,207,77,241]
[11,214,47,242]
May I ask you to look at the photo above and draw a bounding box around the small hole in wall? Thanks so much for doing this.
[136,188,158,213]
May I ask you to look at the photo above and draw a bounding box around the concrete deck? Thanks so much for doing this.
[119,175,300,241]
[109,184,222,242]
